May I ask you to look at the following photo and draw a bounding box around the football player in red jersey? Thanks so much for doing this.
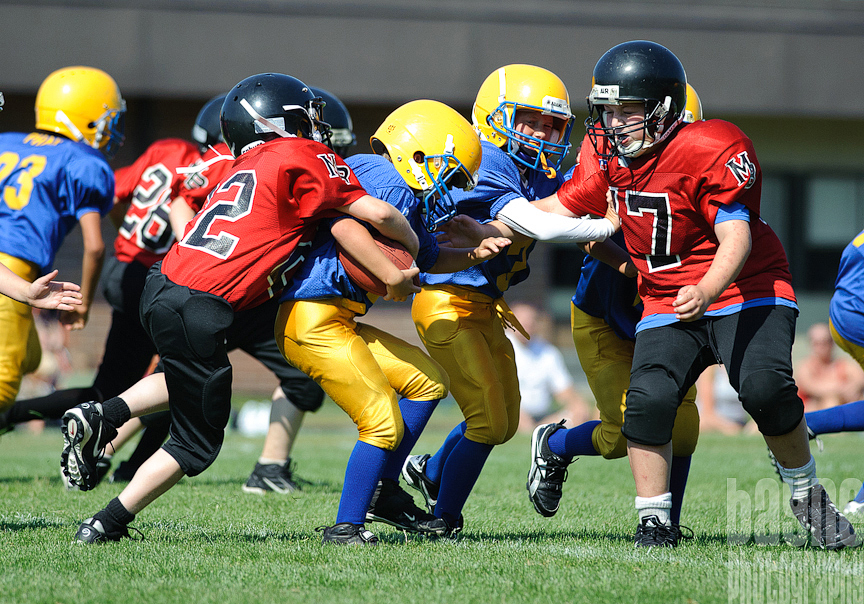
[532,41,858,549]
[64,73,419,543]
[0,97,214,452]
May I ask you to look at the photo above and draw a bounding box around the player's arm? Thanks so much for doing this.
[673,218,751,322]
[582,237,638,278]
[168,196,196,239]
[429,236,512,274]
[337,194,420,260]
[493,192,618,243]
[329,218,419,302]
[0,266,83,310]
[60,211,105,330]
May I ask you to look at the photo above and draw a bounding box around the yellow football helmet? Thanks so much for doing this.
[35,66,126,158]
[683,83,703,123]
[472,64,573,177]
[371,99,481,232]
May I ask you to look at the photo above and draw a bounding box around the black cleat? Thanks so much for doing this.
[526,420,572,517]
[790,484,862,550]
[317,523,378,545]
[633,515,692,548]
[242,460,300,494]
[416,514,464,539]
[366,478,435,532]
[74,517,142,544]
[61,402,118,491]
[402,454,439,514]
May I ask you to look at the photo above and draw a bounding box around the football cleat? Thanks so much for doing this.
[242,460,300,495]
[316,523,379,546]
[365,478,435,533]
[61,402,118,491]
[526,420,572,517]
[62,457,112,491]
[844,500,864,516]
[789,484,862,550]
[633,515,692,548]
[74,517,142,544]
[416,514,464,539]
[402,454,439,514]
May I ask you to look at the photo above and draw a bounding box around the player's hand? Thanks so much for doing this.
[26,270,83,311]
[383,266,421,302]
[604,189,621,231]
[437,215,487,248]
[673,284,710,321]
[470,237,511,261]
[59,304,89,331]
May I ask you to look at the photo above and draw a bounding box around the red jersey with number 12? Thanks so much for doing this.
[114,138,200,267]
[558,120,795,317]
[161,137,367,311]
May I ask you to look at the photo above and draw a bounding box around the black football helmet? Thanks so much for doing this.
[585,40,687,159]
[192,94,227,153]
[310,87,356,159]
[220,73,323,158]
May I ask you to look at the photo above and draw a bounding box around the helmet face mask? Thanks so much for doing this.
[220,73,322,158]
[310,87,356,159]
[585,41,687,160]
[472,65,574,177]
[371,100,481,232]
[35,66,126,158]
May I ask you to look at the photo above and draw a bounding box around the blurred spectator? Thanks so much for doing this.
[795,322,864,411]
[507,301,592,433]
[695,364,749,435]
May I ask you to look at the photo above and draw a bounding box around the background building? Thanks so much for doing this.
[3,0,863,390]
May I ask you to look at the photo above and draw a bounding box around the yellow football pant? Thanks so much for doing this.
[829,318,864,369]
[275,298,448,451]
[571,303,699,458]
[0,253,42,410]
[412,286,520,446]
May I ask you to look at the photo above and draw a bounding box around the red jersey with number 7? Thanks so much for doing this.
[160,137,367,311]
[558,120,795,317]
[114,138,200,267]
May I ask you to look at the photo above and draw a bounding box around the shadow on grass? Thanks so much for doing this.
[0,517,66,531]
[187,476,343,493]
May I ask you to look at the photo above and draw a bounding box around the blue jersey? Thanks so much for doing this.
[0,132,114,272]
[280,154,439,310]
[830,229,864,347]
[422,141,562,298]
[571,231,641,341]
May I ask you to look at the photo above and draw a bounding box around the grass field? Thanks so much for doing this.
[1,399,863,604]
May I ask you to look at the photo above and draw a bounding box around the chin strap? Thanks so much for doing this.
[539,152,557,179]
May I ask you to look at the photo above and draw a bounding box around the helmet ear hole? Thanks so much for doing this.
[413,151,425,164]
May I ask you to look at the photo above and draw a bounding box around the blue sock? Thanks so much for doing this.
[434,436,493,520]
[805,400,864,435]
[381,398,439,481]
[669,455,691,525]
[426,422,466,484]
[335,440,388,526]
[854,483,864,504]
[548,420,600,459]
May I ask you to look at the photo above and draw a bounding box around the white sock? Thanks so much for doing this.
[777,455,818,500]
[635,493,672,525]
[259,457,287,466]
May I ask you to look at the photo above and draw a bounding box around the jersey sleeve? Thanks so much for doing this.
[66,155,115,219]
[700,135,762,222]
[289,148,367,217]
[556,138,613,217]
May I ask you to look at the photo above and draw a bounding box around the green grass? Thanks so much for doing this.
[1,400,863,604]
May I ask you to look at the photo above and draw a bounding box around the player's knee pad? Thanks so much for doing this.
[594,422,627,459]
[739,369,803,436]
[359,416,403,451]
[280,381,325,412]
[465,413,512,446]
[201,365,233,432]
[621,378,680,446]
[670,399,700,457]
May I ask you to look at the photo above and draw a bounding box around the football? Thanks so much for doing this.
[336,231,417,296]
